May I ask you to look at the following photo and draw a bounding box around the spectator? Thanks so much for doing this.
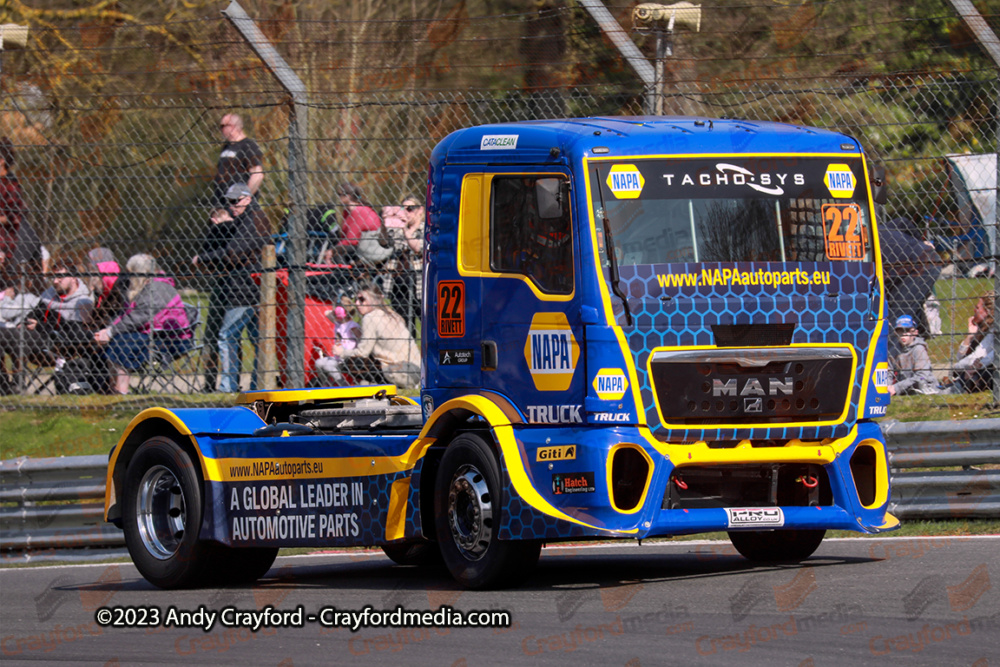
[86,247,125,327]
[314,306,361,386]
[880,216,941,355]
[0,275,44,394]
[0,137,43,290]
[383,195,424,338]
[193,184,268,393]
[39,261,94,326]
[888,314,939,396]
[93,254,192,395]
[322,182,381,264]
[944,291,995,394]
[212,113,263,206]
[334,282,420,388]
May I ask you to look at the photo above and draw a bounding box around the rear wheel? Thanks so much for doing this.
[434,433,540,589]
[210,545,280,584]
[381,541,443,568]
[122,437,215,588]
[727,529,826,563]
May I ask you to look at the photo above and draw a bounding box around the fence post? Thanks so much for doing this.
[222,0,308,387]
[259,244,278,390]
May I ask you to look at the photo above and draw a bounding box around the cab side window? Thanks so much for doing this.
[490,176,573,294]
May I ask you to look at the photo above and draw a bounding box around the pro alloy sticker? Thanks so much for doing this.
[726,507,785,528]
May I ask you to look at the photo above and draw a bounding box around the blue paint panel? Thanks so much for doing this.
[197,433,420,461]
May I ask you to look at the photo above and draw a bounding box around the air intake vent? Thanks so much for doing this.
[713,324,795,347]
[610,447,649,512]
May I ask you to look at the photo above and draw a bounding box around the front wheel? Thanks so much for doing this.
[434,433,540,589]
[381,541,443,569]
[122,436,216,588]
[727,529,826,563]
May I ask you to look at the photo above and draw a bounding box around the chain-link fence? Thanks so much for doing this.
[0,3,997,415]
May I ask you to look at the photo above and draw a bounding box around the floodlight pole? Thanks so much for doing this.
[576,0,658,114]
[945,0,1000,404]
[222,1,308,388]
[651,15,678,116]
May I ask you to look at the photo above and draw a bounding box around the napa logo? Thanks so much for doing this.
[606,164,645,199]
[524,312,580,391]
[873,361,890,394]
[592,368,628,401]
[824,164,856,199]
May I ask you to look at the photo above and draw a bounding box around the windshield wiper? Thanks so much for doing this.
[595,168,633,327]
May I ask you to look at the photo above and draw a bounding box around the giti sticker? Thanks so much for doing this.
[822,203,866,260]
[480,134,518,150]
[536,445,577,462]
[592,368,628,400]
[823,163,856,199]
[726,507,784,528]
[873,361,890,394]
[524,312,580,391]
[606,164,645,199]
[437,281,465,337]
[552,472,595,495]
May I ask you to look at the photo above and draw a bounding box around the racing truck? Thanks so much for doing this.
[104,117,898,590]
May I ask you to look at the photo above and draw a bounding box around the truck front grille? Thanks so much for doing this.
[649,347,854,425]
[663,463,833,509]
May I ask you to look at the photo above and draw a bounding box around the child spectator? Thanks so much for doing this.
[888,314,939,396]
[314,306,361,386]
[334,283,420,388]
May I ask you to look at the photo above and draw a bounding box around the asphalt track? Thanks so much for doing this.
[2,536,998,666]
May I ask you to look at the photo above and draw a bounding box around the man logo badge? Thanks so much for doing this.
[744,397,763,412]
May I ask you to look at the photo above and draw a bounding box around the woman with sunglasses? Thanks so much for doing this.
[388,196,424,338]
[333,282,419,388]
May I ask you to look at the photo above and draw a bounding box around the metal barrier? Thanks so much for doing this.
[1,420,998,562]
[0,455,125,563]
[883,418,1000,520]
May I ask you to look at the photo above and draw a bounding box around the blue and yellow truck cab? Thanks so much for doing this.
[105,117,898,590]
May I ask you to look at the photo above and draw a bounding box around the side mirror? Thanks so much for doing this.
[870,163,888,205]
[536,178,564,219]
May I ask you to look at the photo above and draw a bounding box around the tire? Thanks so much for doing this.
[122,436,216,589]
[381,541,443,569]
[727,529,826,563]
[434,433,541,589]
[209,544,280,585]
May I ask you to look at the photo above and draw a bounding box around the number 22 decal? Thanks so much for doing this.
[822,203,866,260]
[437,281,465,337]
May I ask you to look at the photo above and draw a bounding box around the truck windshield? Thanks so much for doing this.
[590,156,874,267]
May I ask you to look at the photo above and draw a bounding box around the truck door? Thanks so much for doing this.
[472,171,584,424]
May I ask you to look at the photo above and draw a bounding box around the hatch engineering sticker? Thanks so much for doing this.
[552,472,595,495]
[726,507,785,528]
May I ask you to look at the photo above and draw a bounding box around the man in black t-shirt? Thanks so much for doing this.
[212,113,263,206]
